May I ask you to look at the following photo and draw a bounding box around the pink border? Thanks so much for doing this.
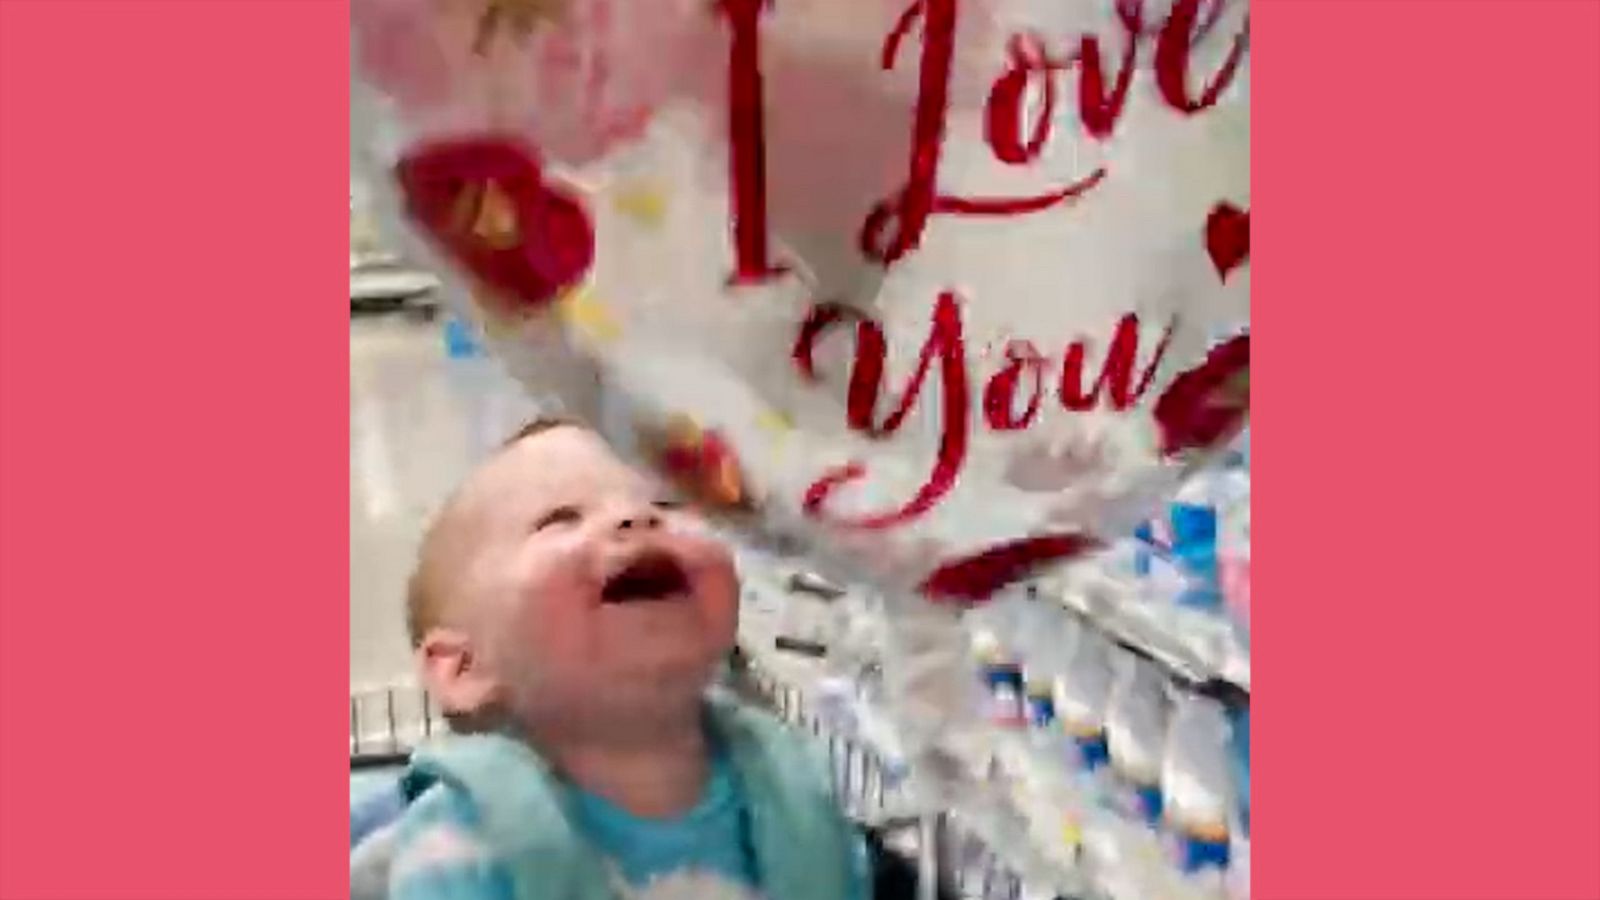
[0,1,350,897]
[0,0,1597,898]
[1256,1,1600,898]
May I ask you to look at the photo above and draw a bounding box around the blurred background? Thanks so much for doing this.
[349,175,545,693]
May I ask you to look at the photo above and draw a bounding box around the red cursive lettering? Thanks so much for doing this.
[1071,0,1143,138]
[741,0,1245,275]
[866,0,1124,266]
[988,0,1235,146]
[792,303,860,381]
[1059,313,1175,411]
[983,340,1046,430]
[798,293,971,528]
[985,34,1060,164]
[1155,0,1249,115]
[859,0,960,265]
[795,295,1178,526]
[716,0,789,285]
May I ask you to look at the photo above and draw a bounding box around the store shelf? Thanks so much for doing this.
[351,266,440,302]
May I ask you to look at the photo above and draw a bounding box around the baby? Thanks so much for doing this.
[352,418,870,900]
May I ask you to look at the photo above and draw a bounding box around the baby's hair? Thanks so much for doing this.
[405,414,584,649]
[498,414,585,452]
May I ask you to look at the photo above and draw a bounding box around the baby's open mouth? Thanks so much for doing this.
[601,551,691,604]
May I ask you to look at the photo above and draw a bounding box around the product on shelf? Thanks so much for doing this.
[1056,626,1115,772]
[1161,693,1234,873]
[729,426,1252,900]
[1105,656,1171,827]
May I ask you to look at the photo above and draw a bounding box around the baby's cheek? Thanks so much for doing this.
[686,541,740,644]
[507,604,603,711]
[506,569,595,670]
[538,617,603,689]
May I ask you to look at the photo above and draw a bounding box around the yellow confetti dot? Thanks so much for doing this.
[1061,820,1082,848]
[613,181,669,228]
[557,287,621,343]
[482,312,523,342]
[755,409,793,438]
[662,413,703,446]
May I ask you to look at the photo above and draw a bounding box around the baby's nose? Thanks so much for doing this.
[614,509,662,532]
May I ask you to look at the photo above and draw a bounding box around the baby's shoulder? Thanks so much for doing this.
[711,694,824,758]
[709,695,842,808]
[352,777,508,900]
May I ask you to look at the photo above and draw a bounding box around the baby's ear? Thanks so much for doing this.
[417,628,499,722]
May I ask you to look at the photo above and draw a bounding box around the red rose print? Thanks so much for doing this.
[654,417,752,512]
[396,136,594,310]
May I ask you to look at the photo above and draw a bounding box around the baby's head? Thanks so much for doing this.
[409,418,739,740]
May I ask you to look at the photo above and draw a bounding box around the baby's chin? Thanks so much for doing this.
[611,630,728,681]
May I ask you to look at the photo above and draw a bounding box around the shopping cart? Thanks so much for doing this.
[350,662,1070,900]
[736,655,1065,900]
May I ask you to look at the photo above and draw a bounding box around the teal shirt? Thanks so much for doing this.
[564,752,760,894]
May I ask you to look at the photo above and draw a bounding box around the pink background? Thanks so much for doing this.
[1,1,1597,898]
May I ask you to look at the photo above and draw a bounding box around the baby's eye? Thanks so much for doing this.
[652,497,687,512]
[533,505,582,531]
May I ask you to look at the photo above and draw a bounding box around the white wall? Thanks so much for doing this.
[349,316,547,691]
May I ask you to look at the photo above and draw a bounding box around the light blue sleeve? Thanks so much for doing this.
[848,827,875,900]
[351,771,406,848]
[385,785,518,900]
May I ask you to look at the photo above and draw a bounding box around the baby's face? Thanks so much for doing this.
[456,427,739,723]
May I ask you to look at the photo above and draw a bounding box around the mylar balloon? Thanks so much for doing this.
[352,0,1250,606]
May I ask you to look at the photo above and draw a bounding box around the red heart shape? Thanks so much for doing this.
[1205,202,1250,281]
[395,136,594,310]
